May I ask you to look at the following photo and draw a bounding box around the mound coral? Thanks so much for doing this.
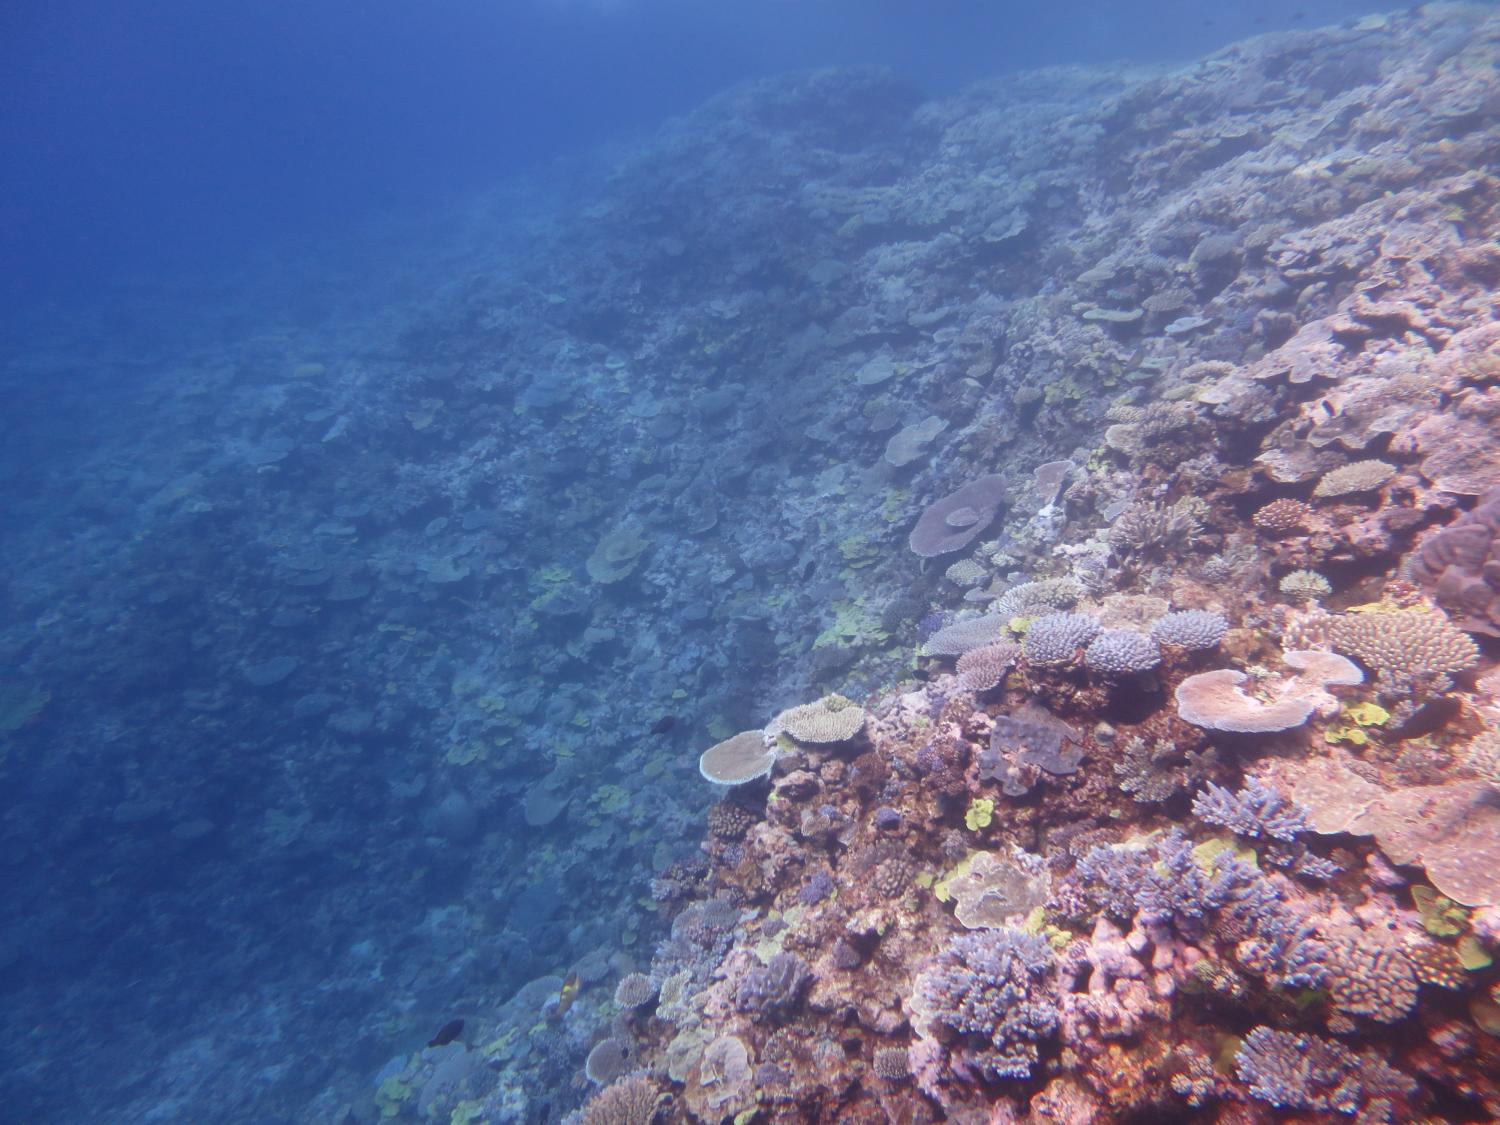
[1022,612,1101,665]
[1405,486,1500,636]
[1150,609,1228,650]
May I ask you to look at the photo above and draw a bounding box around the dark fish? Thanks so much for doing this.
[650,715,677,735]
[427,1018,464,1048]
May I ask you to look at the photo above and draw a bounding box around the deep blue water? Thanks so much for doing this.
[0,2,1443,1122]
[4,0,1385,314]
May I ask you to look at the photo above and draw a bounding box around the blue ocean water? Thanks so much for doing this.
[0,2,1476,1122]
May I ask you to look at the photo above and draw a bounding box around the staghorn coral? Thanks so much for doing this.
[1113,736,1217,804]
[955,641,1021,691]
[1023,612,1102,666]
[1312,458,1396,499]
[990,577,1084,620]
[1192,779,1310,841]
[1108,498,1207,558]
[1071,844,1156,921]
[1279,568,1331,601]
[1132,829,1260,939]
[1083,629,1160,675]
[921,613,1009,657]
[1234,1027,1415,1116]
[908,927,1059,1083]
[944,558,988,587]
[578,1073,665,1125]
[614,972,657,1009]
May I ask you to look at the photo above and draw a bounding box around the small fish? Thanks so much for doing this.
[650,715,677,735]
[427,1018,464,1048]
[547,972,581,1022]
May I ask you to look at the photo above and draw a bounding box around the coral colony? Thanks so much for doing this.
[8,6,1500,1124]
[558,10,1500,1123]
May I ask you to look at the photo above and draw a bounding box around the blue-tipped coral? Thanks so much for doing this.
[1191,779,1311,842]
[908,927,1058,1083]
[1234,1026,1415,1115]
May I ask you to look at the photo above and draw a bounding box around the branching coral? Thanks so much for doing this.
[1192,779,1310,842]
[1234,1027,1414,1115]
[1150,609,1228,650]
[908,928,1058,1083]
[1083,629,1161,675]
[1022,612,1102,665]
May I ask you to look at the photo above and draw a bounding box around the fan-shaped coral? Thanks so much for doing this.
[1174,669,1316,733]
[698,731,776,785]
[909,475,1008,557]
[768,694,867,744]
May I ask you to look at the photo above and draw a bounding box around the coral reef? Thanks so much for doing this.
[8,5,1500,1123]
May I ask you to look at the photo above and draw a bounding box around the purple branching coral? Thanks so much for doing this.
[1133,830,1260,939]
[1235,907,1329,990]
[1234,1026,1415,1116]
[1193,779,1339,882]
[909,927,1058,1082]
[1068,830,1328,991]
[1071,845,1156,921]
[1192,779,1311,842]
